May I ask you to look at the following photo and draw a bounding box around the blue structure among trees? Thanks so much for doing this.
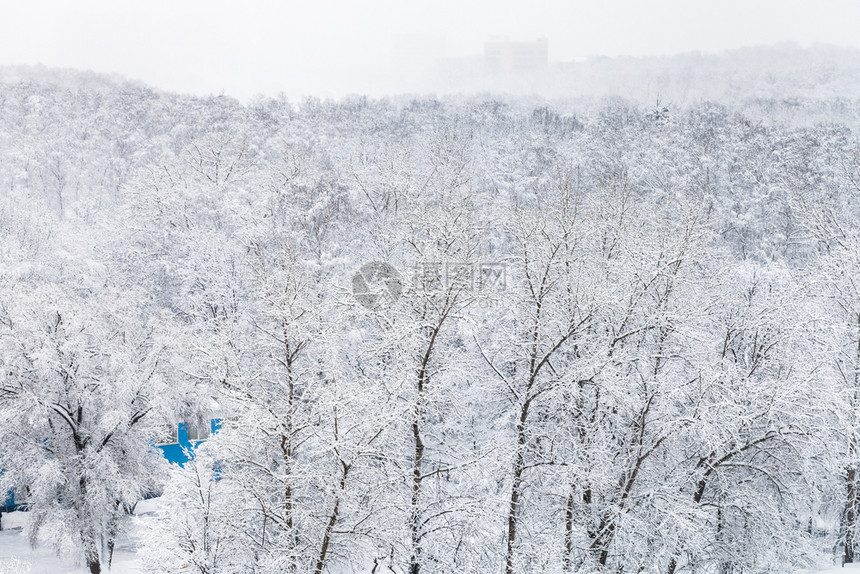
[156,420,221,466]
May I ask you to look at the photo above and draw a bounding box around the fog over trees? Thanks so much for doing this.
[2,51,860,573]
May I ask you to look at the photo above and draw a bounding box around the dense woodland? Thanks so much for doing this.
[2,67,860,574]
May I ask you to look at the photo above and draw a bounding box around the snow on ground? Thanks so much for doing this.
[0,499,161,574]
[815,566,860,574]
[0,500,854,574]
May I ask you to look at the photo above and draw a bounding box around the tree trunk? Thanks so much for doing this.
[78,474,101,574]
[409,319,444,574]
[504,402,531,574]
[505,455,524,574]
[314,466,348,574]
[563,489,575,572]
[848,467,857,563]
[83,530,101,574]
[846,313,860,564]
[410,413,425,574]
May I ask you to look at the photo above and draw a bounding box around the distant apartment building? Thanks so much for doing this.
[484,38,549,75]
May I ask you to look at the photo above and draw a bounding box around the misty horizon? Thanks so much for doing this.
[3,1,860,101]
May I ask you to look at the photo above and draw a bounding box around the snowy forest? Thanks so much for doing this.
[2,66,860,574]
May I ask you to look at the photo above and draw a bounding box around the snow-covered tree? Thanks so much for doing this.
[0,282,176,574]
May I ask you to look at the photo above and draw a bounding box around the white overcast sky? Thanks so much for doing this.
[1,0,859,100]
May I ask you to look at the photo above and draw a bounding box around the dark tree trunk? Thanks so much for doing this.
[563,489,575,572]
[505,399,532,574]
[846,313,860,564]
[409,317,446,574]
[410,413,425,574]
[78,475,101,574]
[847,467,857,563]
[314,466,348,574]
[504,453,524,574]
